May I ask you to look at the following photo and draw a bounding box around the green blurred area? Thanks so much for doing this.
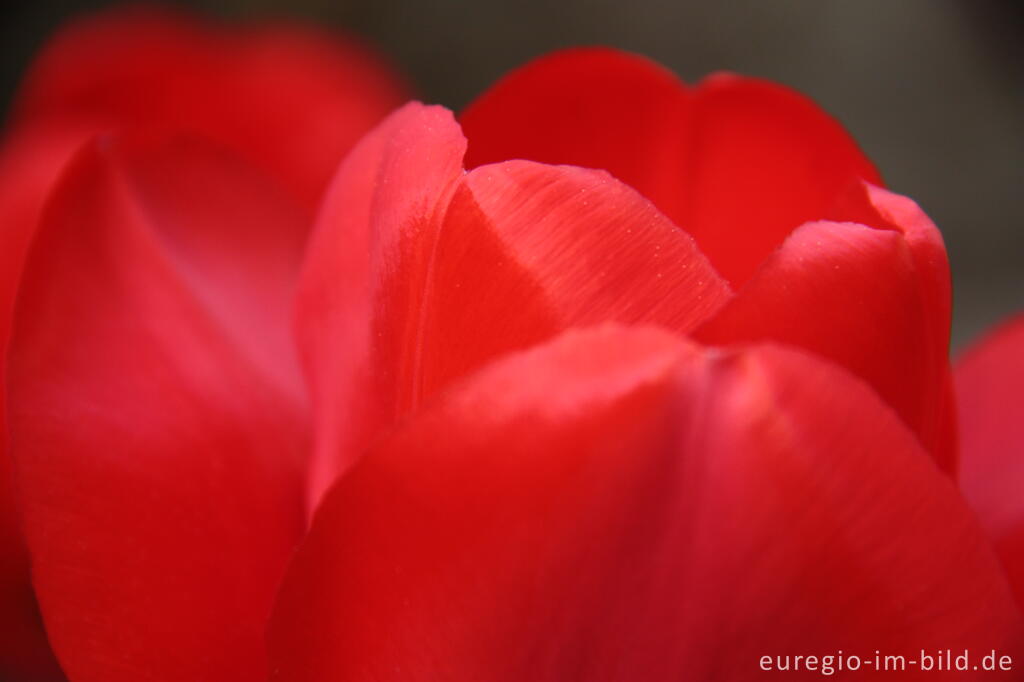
[2,0,1021,347]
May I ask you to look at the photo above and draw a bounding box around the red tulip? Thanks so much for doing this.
[1,24,1021,682]
[271,53,1021,678]
[460,48,956,473]
[0,7,405,680]
[299,50,956,512]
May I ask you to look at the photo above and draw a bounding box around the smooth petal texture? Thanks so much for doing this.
[6,136,309,681]
[0,123,88,682]
[296,103,731,507]
[697,181,956,470]
[296,102,469,508]
[462,49,692,222]
[0,457,61,682]
[957,315,1024,608]
[461,48,881,287]
[269,326,1020,681]
[9,5,408,208]
[0,11,404,671]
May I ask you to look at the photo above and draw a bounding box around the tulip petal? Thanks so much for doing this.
[297,103,731,508]
[10,5,407,207]
[0,456,62,681]
[461,48,694,220]
[682,74,882,286]
[0,124,87,682]
[6,136,309,681]
[269,326,1020,681]
[461,48,880,286]
[0,12,404,667]
[957,315,1024,608]
[696,182,955,470]
[296,102,469,507]
[0,460,63,682]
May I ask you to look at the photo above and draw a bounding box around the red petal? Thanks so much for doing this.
[957,315,1024,608]
[461,48,694,219]
[696,182,955,471]
[0,9,403,675]
[10,6,407,208]
[0,123,96,682]
[6,136,309,681]
[461,48,880,286]
[296,102,469,508]
[269,326,1020,681]
[0,457,63,682]
[683,74,882,285]
[297,104,730,508]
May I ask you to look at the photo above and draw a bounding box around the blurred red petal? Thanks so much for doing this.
[0,459,63,682]
[0,123,95,682]
[6,136,309,681]
[461,48,880,286]
[696,182,955,470]
[957,315,1024,607]
[297,103,730,507]
[0,10,402,670]
[10,5,407,207]
[269,326,1020,681]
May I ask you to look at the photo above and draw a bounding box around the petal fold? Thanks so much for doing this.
[6,136,309,682]
[460,48,880,286]
[0,124,84,682]
[0,10,405,670]
[297,103,731,507]
[461,48,694,222]
[696,185,955,470]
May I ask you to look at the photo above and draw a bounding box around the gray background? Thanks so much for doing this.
[3,0,1021,349]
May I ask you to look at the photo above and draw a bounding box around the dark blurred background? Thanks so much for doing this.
[2,0,1021,348]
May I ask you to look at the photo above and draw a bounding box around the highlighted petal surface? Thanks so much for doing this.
[270,327,1020,681]
[297,103,731,506]
[697,182,955,470]
[461,48,881,286]
[6,136,309,682]
[462,49,951,467]
[0,10,405,671]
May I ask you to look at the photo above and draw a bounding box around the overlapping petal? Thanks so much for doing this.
[0,122,90,681]
[957,315,1024,608]
[0,9,406,673]
[296,103,732,507]
[460,48,881,286]
[6,135,310,681]
[0,26,1001,681]
[697,182,955,470]
[462,50,952,468]
[269,326,1020,681]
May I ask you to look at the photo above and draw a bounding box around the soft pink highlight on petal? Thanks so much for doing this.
[7,137,309,681]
